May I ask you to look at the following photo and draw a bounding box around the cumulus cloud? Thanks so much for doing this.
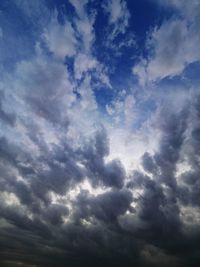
[43,14,77,60]
[133,1,200,84]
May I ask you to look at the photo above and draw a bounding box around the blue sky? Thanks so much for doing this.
[1,1,200,267]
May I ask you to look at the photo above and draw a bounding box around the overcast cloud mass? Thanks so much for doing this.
[0,0,200,266]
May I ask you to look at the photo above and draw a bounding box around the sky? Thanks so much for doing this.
[0,0,200,266]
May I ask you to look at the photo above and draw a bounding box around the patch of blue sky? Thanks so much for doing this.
[0,1,50,72]
[183,62,200,86]
[155,61,200,91]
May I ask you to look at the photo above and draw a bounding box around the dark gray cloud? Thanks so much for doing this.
[80,129,125,188]
[73,188,132,223]
[1,95,200,267]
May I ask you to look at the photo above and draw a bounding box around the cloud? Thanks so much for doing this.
[74,188,132,223]
[68,0,89,18]
[0,91,16,126]
[1,1,200,266]
[0,0,49,71]
[74,53,98,79]
[43,13,77,60]
[69,0,95,52]
[73,53,111,86]
[103,0,130,37]
[133,1,200,84]
[102,0,135,54]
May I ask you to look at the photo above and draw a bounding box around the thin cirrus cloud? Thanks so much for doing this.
[0,1,200,267]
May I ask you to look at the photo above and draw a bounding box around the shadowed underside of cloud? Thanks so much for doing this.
[0,0,200,267]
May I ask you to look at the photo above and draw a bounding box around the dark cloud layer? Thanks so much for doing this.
[1,93,200,267]
[1,1,200,267]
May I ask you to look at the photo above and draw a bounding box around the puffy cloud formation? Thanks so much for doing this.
[133,0,200,84]
[0,1,200,267]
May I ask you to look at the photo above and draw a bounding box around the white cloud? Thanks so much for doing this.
[146,19,188,81]
[69,0,89,19]
[133,14,200,84]
[124,95,136,127]
[180,205,200,233]
[106,123,160,173]
[74,53,98,80]
[104,0,130,32]
[102,0,135,55]
[73,53,111,88]
[108,0,127,24]
[106,93,136,126]
[132,59,148,87]
[0,192,20,207]
[105,101,161,173]
[77,75,97,111]
[151,0,200,18]
[103,0,130,41]
[76,15,95,52]
[69,0,96,52]
[43,14,77,60]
